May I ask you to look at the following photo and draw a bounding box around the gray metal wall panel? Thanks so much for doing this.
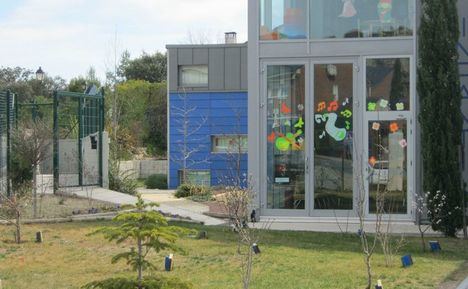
[259,39,413,58]
[168,48,178,92]
[193,48,209,65]
[241,47,248,90]
[178,48,193,65]
[209,48,225,90]
[225,47,242,90]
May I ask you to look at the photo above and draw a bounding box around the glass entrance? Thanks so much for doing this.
[313,63,355,211]
[261,56,413,218]
[364,57,412,216]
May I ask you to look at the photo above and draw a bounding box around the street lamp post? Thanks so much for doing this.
[35,66,44,81]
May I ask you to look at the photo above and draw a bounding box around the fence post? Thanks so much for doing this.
[98,89,105,187]
[53,91,59,194]
[78,96,83,187]
[6,91,11,198]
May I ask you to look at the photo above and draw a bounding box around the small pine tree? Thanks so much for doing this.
[89,195,195,289]
[418,0,464,236]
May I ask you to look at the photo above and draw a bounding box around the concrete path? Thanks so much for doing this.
[457,278,468,289]
[63,186,225,226]
[253,217,441,236]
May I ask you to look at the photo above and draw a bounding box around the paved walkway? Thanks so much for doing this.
[457,277,468,289]
[63,186,225,226]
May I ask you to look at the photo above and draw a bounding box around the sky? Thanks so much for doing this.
[0,0,248,81]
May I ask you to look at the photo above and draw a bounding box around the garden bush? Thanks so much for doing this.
[82,276,193,289]
[145,174,167,189]
[175,184,211,199]
[109,169,138,196]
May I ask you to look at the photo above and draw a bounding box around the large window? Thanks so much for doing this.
[178,170,211,186]
[314,64,354,210]
[366,58,410,112]
[310,0,414,39]
[212,135,248,153]
[368,120,407,214]
[266,65,306,209]
[260,0,415,40]
[260,0,307,40]
[179,65,208,87]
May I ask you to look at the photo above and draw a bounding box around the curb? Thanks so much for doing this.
[456,277,468,289]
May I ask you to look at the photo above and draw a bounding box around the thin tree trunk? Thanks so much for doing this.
[15,210,21,244]
[419,226,426,252]
[365,255,372,289]
[33,166,37,219]
[138,237,142,289]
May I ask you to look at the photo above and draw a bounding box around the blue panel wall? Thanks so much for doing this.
[169,91,248,189]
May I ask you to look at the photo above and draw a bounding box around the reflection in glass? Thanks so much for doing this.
[310,0,414,39]
[260,0,307,40]
[267,65,306,209]
[366,58,410,112]
[314,64,353,210]
[368,120,407,214]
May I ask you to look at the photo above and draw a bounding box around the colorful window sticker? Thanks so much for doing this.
[372,122,381,131]
[369,156,377,167]
[368,102,377,111]
[399,139,407,148]
[396,103,405,111]
[389,122,399,133]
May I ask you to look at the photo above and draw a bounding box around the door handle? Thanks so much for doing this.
[305,156,310,174]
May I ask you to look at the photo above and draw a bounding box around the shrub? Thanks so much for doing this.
[145,174,167,189]
[175,184,211,199]
[82,276,193,289]
[109,169,138,196]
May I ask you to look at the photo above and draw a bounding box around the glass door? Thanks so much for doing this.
[311,60,357,216]
[263,63,309,216]
[364,56,413,218]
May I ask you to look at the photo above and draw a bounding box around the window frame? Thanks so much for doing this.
[211,135,248,154]
[178,170,211,186]
[178,65,209,88]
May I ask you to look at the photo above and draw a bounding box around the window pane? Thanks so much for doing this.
[310,0,414,39]
[314,64,354,210]
[179,170,211,186]
[260,0,307,40]
[266,65,306,209]
[212,135,248,153]
[368,120,407,214]
[366,58,410,112]
[179,65,208,87]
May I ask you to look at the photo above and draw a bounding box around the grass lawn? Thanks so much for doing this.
[0,221,467,289]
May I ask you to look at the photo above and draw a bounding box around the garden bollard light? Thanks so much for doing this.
[401,255,413,268]
[429,241,441,252]
[165,254,174,271]
[252,243,261,254]
[375,279,383,289]
[250,210,257,223]
[36,231,43,243]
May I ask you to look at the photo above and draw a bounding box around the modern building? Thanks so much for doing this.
[247,0,468,220]
[166,36,248,189]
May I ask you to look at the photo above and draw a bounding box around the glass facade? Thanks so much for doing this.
[260,0,414,40]
[260,0,308,40]
[266,65,306,209]
[368,120,407,214]
[314,64,354,210]
[366,58,410,112]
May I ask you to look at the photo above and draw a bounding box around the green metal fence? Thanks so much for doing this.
[53,90,105,193]
[0,91,15,196]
